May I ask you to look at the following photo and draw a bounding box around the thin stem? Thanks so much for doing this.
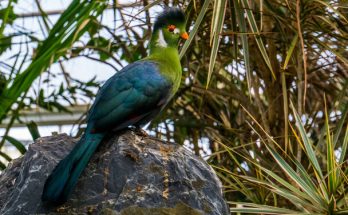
[296,0,307,110]
[0,0,13,38]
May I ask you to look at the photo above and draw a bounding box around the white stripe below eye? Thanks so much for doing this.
[157,30,167,47]
[173,28,180,34]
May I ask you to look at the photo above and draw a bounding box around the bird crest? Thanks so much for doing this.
[153,8,186,32]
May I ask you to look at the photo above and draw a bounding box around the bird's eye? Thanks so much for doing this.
[168,25,176,32]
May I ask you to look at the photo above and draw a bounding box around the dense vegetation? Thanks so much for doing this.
[0,0,347,214]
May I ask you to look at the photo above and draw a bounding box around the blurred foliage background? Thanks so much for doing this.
[0,0,347,214]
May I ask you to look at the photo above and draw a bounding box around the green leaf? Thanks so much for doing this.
[0,36,12,55]
[0,0,108,122]
[312,0,348,24]
[283,34,298,70]
[313,36,348,65]
[325,97,336,195]
[339,125,348,164]
[0,3,17,36]
[290,102,328,201]
[290,102,324,179]
[0,151,12,162]
[263,144,326,207]
[229,202,305,214]
[207,0,227,87]
[0,161,6,170]
[233,0,251,92]
[240,0,276,80]
[26,121,41,141]
[337,209,348,215]
[179,0,212,60]
[3,135,26,154]
[241,175,319,211]
[333,102,348,147]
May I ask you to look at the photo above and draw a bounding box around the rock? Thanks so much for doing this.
[0,130,229,215]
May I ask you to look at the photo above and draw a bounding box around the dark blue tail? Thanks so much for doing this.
[42,127,105,203]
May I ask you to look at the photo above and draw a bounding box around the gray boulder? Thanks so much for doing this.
[0,130,229,214]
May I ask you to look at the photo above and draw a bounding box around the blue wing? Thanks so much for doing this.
[88,61,172,132]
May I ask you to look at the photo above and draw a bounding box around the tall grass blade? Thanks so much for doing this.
[283,34,298,70]
[290,102,329,201]
[241,175,318,211]
[263,144,325,207]
[313,37,348,65]
[339,125,348,163]
[290,102,324,179]
[240,0,276,80]
[26,121,41,141]
[2,135,26,154]
[333,103,348,147]
[233,0,251,93]
[179,0,212,59]
[0,0,108,121]
[0,151,12,162]
[0,161,6,170]
[207,0,227,87]
[312,0,348,24]
[324,96,337,195]
[229,202,307,214]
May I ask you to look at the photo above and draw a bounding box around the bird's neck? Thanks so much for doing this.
[149,29,178,54]
[147,29,181,69]
[147,45,180,65]
[146,34,182,94]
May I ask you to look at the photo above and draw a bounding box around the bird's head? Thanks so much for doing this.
[152,8,188,49]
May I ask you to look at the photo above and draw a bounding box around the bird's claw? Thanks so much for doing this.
[131,127,148,137]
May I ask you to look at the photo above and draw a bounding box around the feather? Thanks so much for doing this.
[42,8,186,204]
[153,8,185,32]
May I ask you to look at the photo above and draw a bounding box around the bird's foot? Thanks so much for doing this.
[131,127,148,137]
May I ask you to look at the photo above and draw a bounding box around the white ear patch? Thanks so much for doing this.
[157,30,167,48]
[173,28,180,34]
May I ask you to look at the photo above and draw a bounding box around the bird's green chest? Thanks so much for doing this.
[145,48,182,95]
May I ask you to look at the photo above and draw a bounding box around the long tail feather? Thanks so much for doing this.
[42,128,105,203]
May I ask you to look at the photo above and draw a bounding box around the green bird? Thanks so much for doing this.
[42,8,188,203]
